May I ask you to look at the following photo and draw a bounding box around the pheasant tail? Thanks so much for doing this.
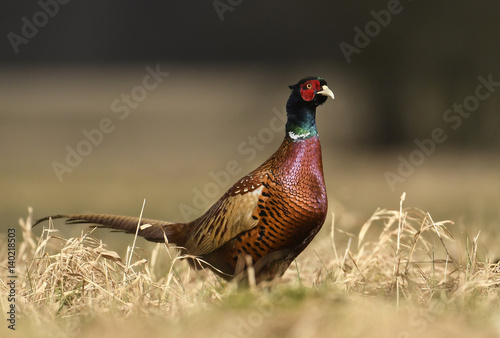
[32,214,187,245]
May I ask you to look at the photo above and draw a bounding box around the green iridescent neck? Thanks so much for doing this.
[285,102,318,141]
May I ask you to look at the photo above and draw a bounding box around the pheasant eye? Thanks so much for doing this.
[306,83,312,89]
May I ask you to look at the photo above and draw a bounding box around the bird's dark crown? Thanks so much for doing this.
[288,76,327,89]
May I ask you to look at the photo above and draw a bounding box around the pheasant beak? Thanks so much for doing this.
[317,85,334,100]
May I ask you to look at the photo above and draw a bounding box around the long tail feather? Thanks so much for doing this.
[33,214,187,245]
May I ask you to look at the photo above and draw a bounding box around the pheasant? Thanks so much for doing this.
[34,77,334,283]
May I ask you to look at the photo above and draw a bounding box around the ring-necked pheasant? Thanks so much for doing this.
[34,77,334,283]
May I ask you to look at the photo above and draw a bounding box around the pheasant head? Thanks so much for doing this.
[286,77,334,140]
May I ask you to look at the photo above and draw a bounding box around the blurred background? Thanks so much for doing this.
[1,1,499,257]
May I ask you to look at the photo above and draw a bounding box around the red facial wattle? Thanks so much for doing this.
[299,79,322,101]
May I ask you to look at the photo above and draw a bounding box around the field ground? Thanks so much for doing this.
[2,65,499,337]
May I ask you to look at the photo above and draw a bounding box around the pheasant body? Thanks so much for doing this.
[194,134,327,279]
[34,77,334,283]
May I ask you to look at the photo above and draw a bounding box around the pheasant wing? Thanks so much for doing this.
[185,172,271,255]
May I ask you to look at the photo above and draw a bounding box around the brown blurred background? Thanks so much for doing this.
[1,1,499,257]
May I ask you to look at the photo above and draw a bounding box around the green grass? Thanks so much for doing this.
[1,195,500,337]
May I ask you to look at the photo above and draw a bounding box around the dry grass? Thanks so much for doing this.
[1,194,500,337]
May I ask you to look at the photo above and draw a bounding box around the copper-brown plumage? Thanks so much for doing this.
[34,77,334,283]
